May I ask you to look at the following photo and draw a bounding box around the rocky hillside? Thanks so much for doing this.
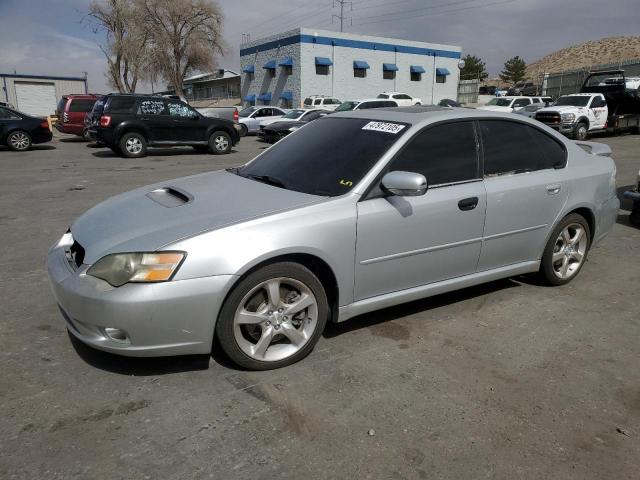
[527,36,640,78]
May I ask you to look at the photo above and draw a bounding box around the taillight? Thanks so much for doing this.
[63,112,69,123]
[233,109,239,122]
[100,115,111,127]
[40,120,50,130]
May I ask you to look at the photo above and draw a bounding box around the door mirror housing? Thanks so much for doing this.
[381,171,428,197]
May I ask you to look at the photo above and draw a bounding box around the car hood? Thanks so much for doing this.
[477,105,513,112]
[265,120,305,131]
[537,105,588,114]
[259,116,288,126]
[71,170,323,264]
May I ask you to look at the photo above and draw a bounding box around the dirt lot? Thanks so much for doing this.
[1,133,639,479]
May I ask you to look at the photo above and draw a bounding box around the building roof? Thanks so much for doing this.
[183,70,240,84]
[0,72,87,82]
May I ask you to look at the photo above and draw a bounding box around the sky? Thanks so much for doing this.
[0,0,638,93]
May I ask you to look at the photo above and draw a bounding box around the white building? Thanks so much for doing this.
[240,28,461,108]
[1,73,88,116]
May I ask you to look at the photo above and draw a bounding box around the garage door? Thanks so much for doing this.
[15,82,57,117]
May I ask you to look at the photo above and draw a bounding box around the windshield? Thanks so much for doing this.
[584,73,621,87]
[282,109,305,119]
[487,98,513,106]
[335,101,359,112]
[237,117,409,196]
[555,96,590,107]
[239,107,257,117]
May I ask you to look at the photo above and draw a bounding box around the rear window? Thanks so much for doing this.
[105,96,137,113]
[69,99,96,112]
[57,97,67,112]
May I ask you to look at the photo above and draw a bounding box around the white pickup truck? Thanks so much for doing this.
[534,93,608,140]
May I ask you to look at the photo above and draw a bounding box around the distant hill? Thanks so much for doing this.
[527,36,640,79]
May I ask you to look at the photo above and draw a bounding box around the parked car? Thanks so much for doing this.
[335,99,398,111]
[508,81,540,96]
[238,106,287,135]
[88,94,240,158]
[197,106,240,124]
[438,98,462,108]
[478,96,542,112]
[514,103,547,118]
[55,94,100,140]
[258,109,330,143]
[47,108,619,370]
[623,170,640,227]
[259,108,328,128]
[302,96,342,110]
[377,92,422,106]
[479,86,497,96]
[1,106,52,151]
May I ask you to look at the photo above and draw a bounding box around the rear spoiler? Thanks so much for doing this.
[574,141,612,157]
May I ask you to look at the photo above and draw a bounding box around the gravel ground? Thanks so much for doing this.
[0,132,639,479]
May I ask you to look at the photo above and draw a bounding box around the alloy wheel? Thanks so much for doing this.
[9,132,30,150]
[214,135,229,151]
[125,137,143,154]
[233,277,318,362]
[552,223,588,279]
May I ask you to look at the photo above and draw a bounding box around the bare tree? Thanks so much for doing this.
[138,0,225,96]
[88,0,149,92]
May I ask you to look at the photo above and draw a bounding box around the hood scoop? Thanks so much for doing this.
[146,187,192,208]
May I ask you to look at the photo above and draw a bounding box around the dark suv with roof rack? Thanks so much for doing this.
[87,94,241,157]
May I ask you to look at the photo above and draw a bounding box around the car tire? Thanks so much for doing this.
[573,122,588,141]
[82,129,92,142]
[119,132,147,158]
[539,213,591,286]
[209,131,232,155]
[7,130,32,151]
[239,124,248,137]
[215,262,329,370]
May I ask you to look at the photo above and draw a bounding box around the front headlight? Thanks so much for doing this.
[288,126,300,132]
[87,252,186,287]
[561,113,575,122]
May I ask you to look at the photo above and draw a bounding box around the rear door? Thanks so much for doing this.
[0,107,22,141]
[135,98,169,142]
[355,120,486,300]
[477,120,569,270]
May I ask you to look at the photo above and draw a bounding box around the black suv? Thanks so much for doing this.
[87,94,241,157]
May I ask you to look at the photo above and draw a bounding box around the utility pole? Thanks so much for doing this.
[332,0,352,32]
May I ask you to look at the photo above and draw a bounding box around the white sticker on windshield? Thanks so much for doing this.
[362,121,406,134]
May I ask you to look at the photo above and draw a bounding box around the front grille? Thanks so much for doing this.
[535,111,561,124]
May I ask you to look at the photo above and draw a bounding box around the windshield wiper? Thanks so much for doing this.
[243,174,287,189]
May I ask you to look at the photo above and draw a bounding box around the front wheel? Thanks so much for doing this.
[7,130,32,151]
[119,132,147,158]
[215,262,329,370]
[573,122,588,141]
[209,131,232,154]
[539,214,590,286]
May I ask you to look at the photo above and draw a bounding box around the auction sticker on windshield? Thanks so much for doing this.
[362,121,406,134]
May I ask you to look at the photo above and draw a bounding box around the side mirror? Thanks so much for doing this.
[381,171,427,197]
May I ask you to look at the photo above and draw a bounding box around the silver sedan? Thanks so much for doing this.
[48,107,619,370]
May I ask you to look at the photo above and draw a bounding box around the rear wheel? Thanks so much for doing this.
[573,122,588,141]
[239,124,248,137]
[209,131,232,154]
[539,214,590,286]
[215,262,329,370]
[119,132,147,158]
[7,130,32,151]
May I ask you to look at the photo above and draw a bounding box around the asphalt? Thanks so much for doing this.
[1,132,639,479]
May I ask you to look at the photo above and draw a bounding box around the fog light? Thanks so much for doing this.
[103,327,130,344]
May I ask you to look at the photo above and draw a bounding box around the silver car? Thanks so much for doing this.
[47,107,620,370]
[238,106,287,135]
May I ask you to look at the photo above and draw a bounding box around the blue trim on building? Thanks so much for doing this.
[315,57,333,66]
[353,60,370,69]
[410,65,426,73]
[279,57,293,67]
[383,63,399,72]
[244,94,256,101]
[242,64,255,73]
[0,72,87,82]
[263,60,276,69]
[240,33,461,59]
[280,91,293,101]
[258,92,272,101]
[436,68,451,76]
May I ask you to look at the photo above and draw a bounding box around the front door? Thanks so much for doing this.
[167,100,207,142]
[477,119,570,271]
[136,98,169,142]
[355,121,486,300]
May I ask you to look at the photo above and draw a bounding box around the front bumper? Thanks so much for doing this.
[47,242,237,356]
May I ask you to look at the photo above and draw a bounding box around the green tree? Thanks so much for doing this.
[460,54,488,81]
[500,56,527,84]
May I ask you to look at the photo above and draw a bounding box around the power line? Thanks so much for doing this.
[242,0,330,40]
[332,0,352,32]
[354,0,500,22]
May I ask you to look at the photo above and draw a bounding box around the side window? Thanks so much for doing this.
[304,111,321,121]
[389,122,478,185]
[168,101,195,117]
[480,120,567,175]
[303,98,312,106]
[513,99,529,107]
[254,109,267,117]
[107,96,138,113]
[137,99,166,115]
[313,99,322,106]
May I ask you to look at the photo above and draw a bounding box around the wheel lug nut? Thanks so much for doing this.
[278,308,283,313]
[283,316,288,320]
[266,321,270,325]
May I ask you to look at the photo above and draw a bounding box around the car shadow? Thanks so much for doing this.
[323,278,520,338]
[59,137,86,143]
[68,332,211,376]
[0,145,56,152]
[91,148,238,158]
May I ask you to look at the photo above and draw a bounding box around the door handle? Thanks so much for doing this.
[546,184,561,195]
[458,197,479,211]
